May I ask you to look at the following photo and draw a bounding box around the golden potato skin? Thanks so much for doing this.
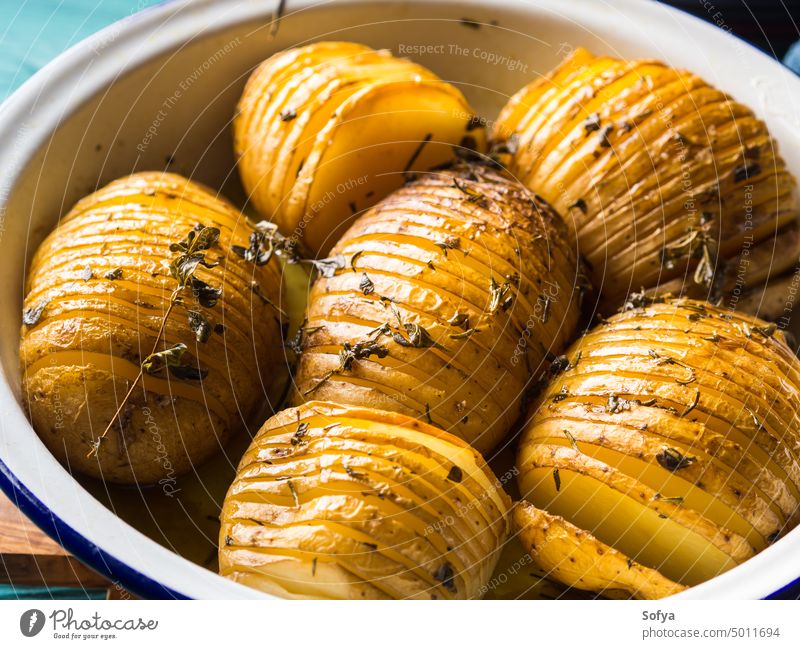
[234,41,486,256]
[219,401,511,599]
[516,298,800,593]
[291,163,583,454]
[493,48,800,313]
[513,501,686,599]
[20,172,284,484]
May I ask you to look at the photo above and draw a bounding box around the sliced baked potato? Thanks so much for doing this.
[20,172,284,483]
[235,41,486,256]
[218,401,511,599]
[290,162,583,454]
[516,297,800,595]
[514,501,686,599]
[493,48,800,315]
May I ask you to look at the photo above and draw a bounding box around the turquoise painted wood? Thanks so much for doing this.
[0,0,162,101]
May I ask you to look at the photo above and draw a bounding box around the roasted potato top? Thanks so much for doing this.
[234,41,486,255]
[219,401,511,599]
[493,47,800,312]
[517,297,800,591]
[291,162,583,453]
[20,172,284,483]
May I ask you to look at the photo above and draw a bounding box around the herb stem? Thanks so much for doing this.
[88,288,180,457]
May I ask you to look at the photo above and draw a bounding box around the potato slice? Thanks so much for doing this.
[219,401,511,599]
[493,48,799,313]
[20,172,284,484]
[516,298,800,594]
[235,41,485,256]
[514,501,687,599]
[291,163,583,453]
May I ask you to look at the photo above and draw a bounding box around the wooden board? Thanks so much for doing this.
[0,490,116,591]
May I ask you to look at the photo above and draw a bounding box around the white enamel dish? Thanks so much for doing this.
[1,0,799,599]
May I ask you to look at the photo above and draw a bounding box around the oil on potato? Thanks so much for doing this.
[234,41,486,256]
[218,401,511,599]
[20,172,284,484]
[516,297,800,595]
[291,162,584,454]
[493,47,800,315]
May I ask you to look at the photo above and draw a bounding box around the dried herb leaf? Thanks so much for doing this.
[583,113,601,133]
[188,310,212,343]
[191,277,222,308]
[655,448,696,471]
[489,277,513,313]
[449,328,479,340]
[568,198,587,213]
[22,301,48,326]
[435,235,461,255]
[392,322,444,349]
[308,255,347,278]
[448,312,470,330]
[104,268,123,280]
[359,272,375,296]
[291,422,309,446]
[433,563,457,593]
[142,342,207,380]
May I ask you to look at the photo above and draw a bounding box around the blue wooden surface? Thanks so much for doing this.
[0,0,162,101]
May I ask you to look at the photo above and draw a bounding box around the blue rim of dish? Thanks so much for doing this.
[0,0,798,601]
[0,456,187,600]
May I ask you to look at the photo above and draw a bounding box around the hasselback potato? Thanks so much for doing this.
[291,163,583,454]
[234,41,486,256]
[20,172,284,483]
[516,297,800,597]
[493,47,800,314]
[218,401,511,599]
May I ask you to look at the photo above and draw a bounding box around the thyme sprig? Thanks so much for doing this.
[88,225,221,458]
[303,307,446,395]
[661,225,719,290]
